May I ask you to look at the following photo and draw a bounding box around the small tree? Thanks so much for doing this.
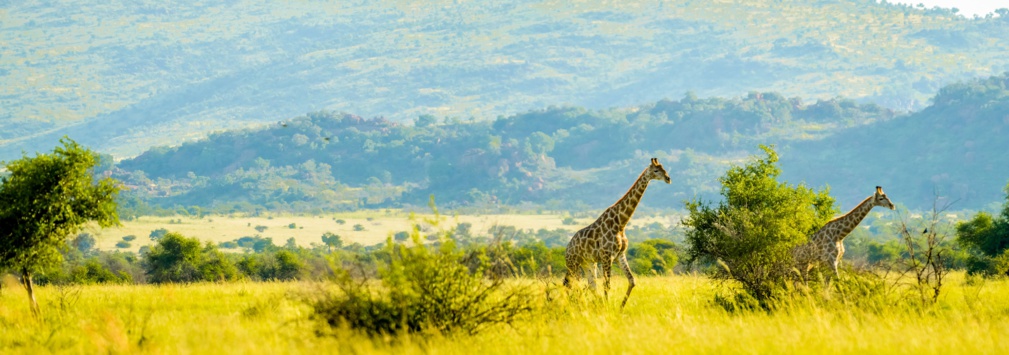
[144,232,203,283]
[956,181,1009,277]
[149,228,169,241]
[321,232,343,253]
[144,232,239,283]
[72,233,97,255]
[0,138,121,314]
[683,145,836,304]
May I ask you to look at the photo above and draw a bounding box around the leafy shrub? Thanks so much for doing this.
[115,241,131,249]
[288,223,297,229]
[143,232,240,283]
[219,241,239,249]
[956,182,1009,277]
[149,228,169,241]
[393,231,409,242]
[122,235,137,242]
[321,232,343,251]
[335,219,346,225]
[308,228,535,336]
[628,240,681,275]
[561,216,578,225]
[683,145,836,304]
[272,250,304,280]
[254,225,268,233]
[352,224,365,231]
[72,233,97,254]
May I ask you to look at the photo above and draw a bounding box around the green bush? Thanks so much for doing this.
[309,228,535,336]
[143,232,240,283]
[683,145,836,304]
[149,228,169,241]
[122,235,137,242]
[956,181,1009,277]
[115,241,131,249]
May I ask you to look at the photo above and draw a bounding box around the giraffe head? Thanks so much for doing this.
[873,186,895,210]
[647,158,671,184]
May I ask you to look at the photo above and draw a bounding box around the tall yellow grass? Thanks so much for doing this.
[1,272,1006,354]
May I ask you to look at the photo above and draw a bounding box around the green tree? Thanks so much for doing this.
[149,227,169,241]
[0,138,121,314]
[72,233,97,255]
[682,145,836,303]
[144,232,203,283]
[273,250,304,280]
[321,232,343,253]
[956,181,1009,276]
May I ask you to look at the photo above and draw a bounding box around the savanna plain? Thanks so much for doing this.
[2,269,1007,354]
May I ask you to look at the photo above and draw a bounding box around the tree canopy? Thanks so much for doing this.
[0,138,121,312]
[682,145,837,302]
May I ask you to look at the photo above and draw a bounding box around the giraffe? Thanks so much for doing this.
[563,158,670,308]
[793,186,895,281]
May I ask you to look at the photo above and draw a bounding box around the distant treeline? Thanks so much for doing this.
[111,73,1009,215]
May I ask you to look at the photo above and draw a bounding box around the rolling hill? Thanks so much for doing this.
[3,0,1009,161]
[109,74,1009,213]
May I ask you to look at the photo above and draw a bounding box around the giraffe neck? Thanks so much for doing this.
[825,196,876,243]
[599,167,653,231]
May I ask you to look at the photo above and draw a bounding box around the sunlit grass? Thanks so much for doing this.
[1,272,1006,354]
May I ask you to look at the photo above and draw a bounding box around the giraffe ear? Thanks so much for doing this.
[876,186,883,195]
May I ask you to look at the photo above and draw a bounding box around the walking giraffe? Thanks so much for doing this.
[793,186,895,281]
[563,158,670,308]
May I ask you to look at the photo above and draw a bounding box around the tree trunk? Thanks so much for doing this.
[21,267,40,317]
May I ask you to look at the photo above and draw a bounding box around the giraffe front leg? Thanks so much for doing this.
[563,257,579,288]
[585,263,598,291]
[618,254,636,308]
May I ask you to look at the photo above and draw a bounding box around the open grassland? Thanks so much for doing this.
[89,212,680,252]
[1,273,1007,354]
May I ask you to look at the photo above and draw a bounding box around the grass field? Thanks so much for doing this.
[89,212,680,252]
[1,272,1006,354]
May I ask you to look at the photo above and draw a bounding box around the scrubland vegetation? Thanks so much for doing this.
[2,273,1007,353]
[4,142,1009,353]
[5,2,1009,353]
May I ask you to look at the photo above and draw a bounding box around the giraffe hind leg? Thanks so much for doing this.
[585,263,598,291]
[602,260,612,300]
[618,255,636,308]
[563,256,580,288]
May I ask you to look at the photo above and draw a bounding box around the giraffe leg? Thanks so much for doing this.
[563,258,579,288]
[585,263,597,291]
[602,260,612,300]
[618,255,636,308]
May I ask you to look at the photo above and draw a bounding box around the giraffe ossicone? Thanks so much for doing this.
[562,157,671,308]
[793,186,896,281]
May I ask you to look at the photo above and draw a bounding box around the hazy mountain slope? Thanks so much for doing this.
[3,0,1009,161]
[779,73,1009,211]
[112,93,896,212]
[110,74,1009,213]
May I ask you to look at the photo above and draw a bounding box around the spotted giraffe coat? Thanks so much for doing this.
[563,158,670,307]
[793,186,895,279]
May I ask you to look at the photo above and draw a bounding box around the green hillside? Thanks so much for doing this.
[3,0,1009,160]
[110,74,1009,213]
[779,73,1009,211]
